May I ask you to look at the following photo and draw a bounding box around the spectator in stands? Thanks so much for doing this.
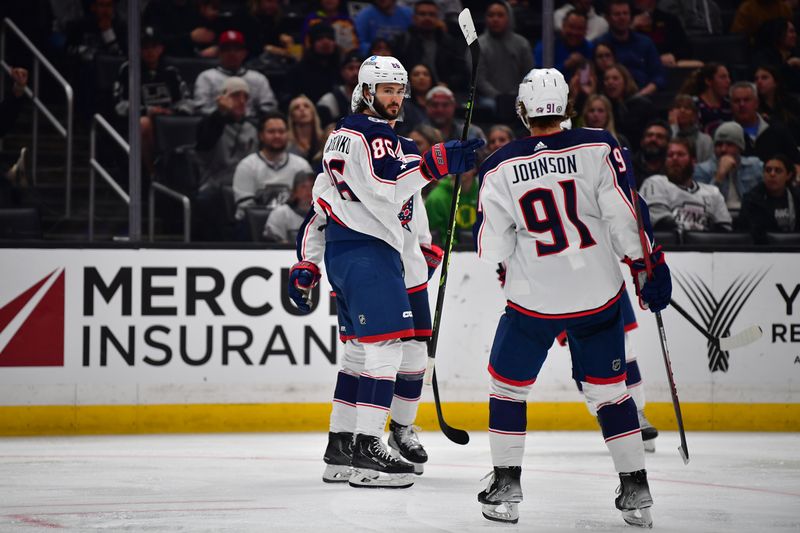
[729,81,800,165]
[232,111,313,222]
[302,0,359,55]
[397,63,437,136]
[730,0,792,40]
[143,0,218,57]
[114,26,192,177]
[66,0,126,62]
[231,0,297,60]
[425,162,480,246]
[408,124,443,157]
[755,65,800,141]
[553,0,609,41]
[368,38,395,56]
[317,50,362,128]
[569,59,599,116]
[579,93,630,148]
[602,63,654,150]
[193,30,278,119]
[680,63,732,135]
[632,119,670,188]
[262,171,315,243]
[475,1,534,112]
[391,1,468,91]
[535,10,593,79]
[354,0,413,56]
[657,0,722,36]
[694,121,764,216]
[669,94,713,163]
[640,138,732,232]
[194,76,259,241]
[631,0,697,68]
[738,153,800,242]
[423,86,486,142]
[595,0,665,96]
[752,18,800,93]
[589,42,615,95]
[287,95,325,164]
[0,68,31,209]
[487,124,514,154]
[287,23,341,105]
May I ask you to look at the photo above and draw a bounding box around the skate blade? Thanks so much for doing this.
[643,440,656,453]
[622,507,653,528]
[322,464,352,483]
[348,469,414,489]
[481,502,519,524]
[390,447,425,475]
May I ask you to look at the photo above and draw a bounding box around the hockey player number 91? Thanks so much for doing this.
[520,179,596,257]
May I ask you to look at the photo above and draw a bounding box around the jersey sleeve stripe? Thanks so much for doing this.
[316,198,347,228]
[300,212,318,260]
[604,155,636,218]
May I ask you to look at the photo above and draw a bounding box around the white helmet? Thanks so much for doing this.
[350,55,409,114]
[516,68,569,128]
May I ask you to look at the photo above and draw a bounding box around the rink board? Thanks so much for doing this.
[0,248,798,435]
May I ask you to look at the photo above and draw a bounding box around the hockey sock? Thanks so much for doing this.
[597,396,645,473]
[356,340,404,437]
[488,394,527,467]
[390,340,426,426]
[625,359,645,411]
[330,371,358,433]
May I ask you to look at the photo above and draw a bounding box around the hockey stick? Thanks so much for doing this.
[622,148,689,465]
[422,8,480,446]
[669,299,763,351]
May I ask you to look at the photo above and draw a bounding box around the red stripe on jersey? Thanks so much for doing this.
[316,198,347,228]
[406,282,427,294]
[358,328,417,343]
[300,211,318,260]
[507,283,624,319]
[585,372,627,385]
[488,363,537,387]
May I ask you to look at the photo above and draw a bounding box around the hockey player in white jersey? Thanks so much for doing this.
[287,55,482,488]
[473,68,671,526]
[291,134,442,484]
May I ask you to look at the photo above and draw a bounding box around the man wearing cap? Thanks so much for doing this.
[423,86,486,142]
[694,121,763,215]
[317,51,363,127]
[114,26,192,175]
[193,29,277,119]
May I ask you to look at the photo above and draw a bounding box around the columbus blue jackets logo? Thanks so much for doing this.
[674,268,768,372]
[397,197,414,231]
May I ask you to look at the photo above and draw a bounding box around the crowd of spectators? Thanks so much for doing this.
[2,0,800,244]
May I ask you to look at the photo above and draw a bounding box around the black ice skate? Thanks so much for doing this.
[388,420,428,475]
[615,469,654,528]
[477,466,523,524]
[348,434,415,489]
[638,411,659,453]
[322,431,354,483]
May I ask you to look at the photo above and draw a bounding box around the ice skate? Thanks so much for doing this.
[477,466,523,524]
[615,469,654,528]
[638,411,658,453]
[388,420,427,475]
[322,431,354,483]
[348,434,415,489]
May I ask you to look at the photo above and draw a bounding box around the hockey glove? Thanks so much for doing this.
[421,138,485,180]
[288,260,321,314]
[624,247,672,313]
[420,243,444,280]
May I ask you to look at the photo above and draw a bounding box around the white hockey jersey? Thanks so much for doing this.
[299,135,432,289]
[639,174,732,231]
[313,114,434,254]
[475,128,646,317]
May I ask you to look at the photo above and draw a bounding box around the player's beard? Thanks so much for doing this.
[372,97,401,121]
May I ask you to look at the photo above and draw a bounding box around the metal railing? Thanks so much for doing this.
[149,182,191,243]
[89,114,129,241]
[1,18,74,217]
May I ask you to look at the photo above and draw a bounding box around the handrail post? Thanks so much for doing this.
[65,87,73,217]
[31,59,39,185]
[148,184,155,242]
[182,198,191,243]
[89,120,96,241]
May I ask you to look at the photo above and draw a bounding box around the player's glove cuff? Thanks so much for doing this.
[623,247,670,312]
[290,260,321,289]
[421,243,444,280]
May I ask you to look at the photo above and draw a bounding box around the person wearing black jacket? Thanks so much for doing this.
[738,154,800,242]
[391,0,468,90]
[285,23,341,105]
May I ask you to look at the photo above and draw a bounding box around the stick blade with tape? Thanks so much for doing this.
[718,325,763,351]
[458,8,478,45]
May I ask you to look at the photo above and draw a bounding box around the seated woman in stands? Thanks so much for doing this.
[738,154,800,243]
